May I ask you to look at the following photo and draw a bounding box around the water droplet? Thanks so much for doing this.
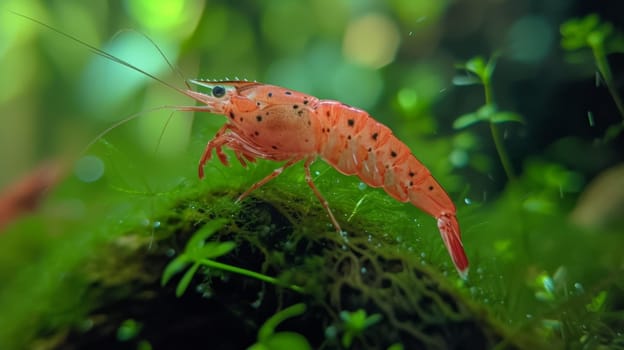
[165,248,176,257]
[360,267,367,274]
[574,282,584,294]
[464,197,472,205]
[367,234,373,242]
[420,252,426,258]
[358,182,367,190]
[314,171,320,176]
[340,230,348,242]
[152,221,161,228]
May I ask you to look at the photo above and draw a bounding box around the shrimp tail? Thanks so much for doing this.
[437,213,469,279]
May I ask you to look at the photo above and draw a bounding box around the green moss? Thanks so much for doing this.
[0,171,542,349]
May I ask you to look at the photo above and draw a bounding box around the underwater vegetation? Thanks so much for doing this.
[1,1,623,349]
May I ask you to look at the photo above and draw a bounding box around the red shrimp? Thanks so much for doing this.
[16,13,468,278]
[182,81,469,278]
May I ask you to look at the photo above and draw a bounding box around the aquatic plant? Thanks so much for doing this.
[560,14,624,142]
[453,55,525,181]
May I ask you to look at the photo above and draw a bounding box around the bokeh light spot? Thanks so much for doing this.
[124,0,204,37]
[74,155,105,183]
[330,64,383,110]
[343,13,401,69]
[507,15,553,63]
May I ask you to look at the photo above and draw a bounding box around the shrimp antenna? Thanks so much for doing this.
[11,11,189,94]
[111,28,191,89]
[79,105,179,155]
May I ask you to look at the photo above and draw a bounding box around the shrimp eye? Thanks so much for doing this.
[212,85,226,98]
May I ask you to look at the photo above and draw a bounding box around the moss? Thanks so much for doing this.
[20,184,545,350]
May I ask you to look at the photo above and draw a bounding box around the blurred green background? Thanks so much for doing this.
[1,0,623,348]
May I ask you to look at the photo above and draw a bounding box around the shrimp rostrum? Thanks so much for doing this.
[181,80,469,278]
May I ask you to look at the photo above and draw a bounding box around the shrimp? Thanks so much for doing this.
[15,13,468,278]
[182,81,469,278]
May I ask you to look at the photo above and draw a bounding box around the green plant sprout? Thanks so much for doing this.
[161,219,303,296]
[116,319,142,342]
[339,309,382,348]
[247,303,312,350]
[560,14,624,141]
[453,56,525,181]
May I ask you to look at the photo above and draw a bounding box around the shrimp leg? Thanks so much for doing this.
[303,157,342,233]
[236,157,303,203]
[198,125,232,178]
[199,125,263,178]
[236,156,342,233]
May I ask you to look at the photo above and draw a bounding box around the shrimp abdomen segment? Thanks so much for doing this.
[315,100,467,277]
[316,101,456,215]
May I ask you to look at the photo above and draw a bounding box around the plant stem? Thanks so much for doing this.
[592,44,624,121]
[483,80,516,181]
[199,258,304,293]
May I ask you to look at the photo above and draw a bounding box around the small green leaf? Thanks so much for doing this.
[192,241,236,260]
[454,105,514,129]
[258,332,312,350]
[161,255,190,286]
[116,319,142,342]
[586,290,607,312]
[465,56,486,77]
[258,303,307,341]
[453,113,480,129]
[339,309,382,347]
[363,313,382,328]
[176,262,200,297]
[490,111,525,124]
[483,55,498,81]
[186,218,228,252]
[476,103,497,117]
[387,343,404,350]
[561,14,600,50]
